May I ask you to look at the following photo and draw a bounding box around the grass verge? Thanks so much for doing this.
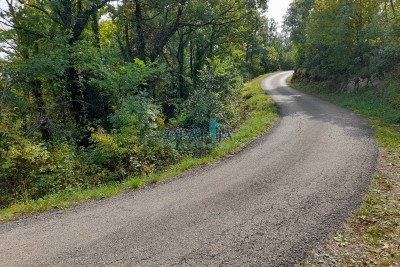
[0,73,278,223]
[290,79,400,266]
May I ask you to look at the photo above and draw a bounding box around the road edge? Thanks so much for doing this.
[0,72,281,223]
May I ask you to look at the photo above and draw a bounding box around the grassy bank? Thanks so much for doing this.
[290,79,400,266]
[290,80,399,148]
[0,73,278,222]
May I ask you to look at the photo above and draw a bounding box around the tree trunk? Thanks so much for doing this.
[31,79,51,141]
[92,11,101,49]
[189,34,194,80]
[390,0,397,16]
[149,4,184,61]
[208,25,216,58]
[67,67,86,126]
[135,0,146,62]
[177,31,190,99]
[124,21,134,61]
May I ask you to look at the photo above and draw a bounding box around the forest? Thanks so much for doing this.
[285,0,400,115]
[0,0,292,207]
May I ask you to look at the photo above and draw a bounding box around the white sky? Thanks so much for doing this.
[266,0,293,27]
[0,1,8,13]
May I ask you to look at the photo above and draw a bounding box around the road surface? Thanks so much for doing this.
[0,71,377,266]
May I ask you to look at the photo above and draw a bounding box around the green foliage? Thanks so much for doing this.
[285,0,400,82]
[90,129,180,180]
[0,73,279,221]
[88,94,179,179]
[0,134,96,207]
[285,1,400,154]
[110,93,162,137]
[178,58,242,129]
[0,0,290,210]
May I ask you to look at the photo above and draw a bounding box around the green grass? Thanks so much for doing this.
[0,73,278,222]
[290,79,400,148]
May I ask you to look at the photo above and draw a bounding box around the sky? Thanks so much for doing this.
[0,1,7,13]
[266,0,293,28]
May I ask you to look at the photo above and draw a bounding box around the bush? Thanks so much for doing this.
[89,94,180,179]
[0,136,89,206]
[178,57,242,129]
[89,130,180,179]
[0,92,182,207]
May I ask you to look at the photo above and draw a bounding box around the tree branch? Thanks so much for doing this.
[16,0,62,25]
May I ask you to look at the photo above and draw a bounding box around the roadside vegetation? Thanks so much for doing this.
[0,1,291,221]
[0,72,278,222]
[284,0,400,265]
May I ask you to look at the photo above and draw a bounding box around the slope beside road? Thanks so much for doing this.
[0,71,377,266]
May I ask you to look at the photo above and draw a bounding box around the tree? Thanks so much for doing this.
[285,0,400,83]
[0,0,296,206]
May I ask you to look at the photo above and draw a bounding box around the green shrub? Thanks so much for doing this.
[88,94,180,179]
[89,130,180,179]
[178,57,242,129]
[0,136,91,206]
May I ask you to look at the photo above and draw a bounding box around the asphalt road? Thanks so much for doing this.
[0,71,378,267]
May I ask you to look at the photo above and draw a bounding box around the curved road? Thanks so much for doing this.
[0,72,377,266]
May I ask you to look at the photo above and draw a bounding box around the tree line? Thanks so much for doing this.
[0,0,293,207]
[284,0,400,92]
